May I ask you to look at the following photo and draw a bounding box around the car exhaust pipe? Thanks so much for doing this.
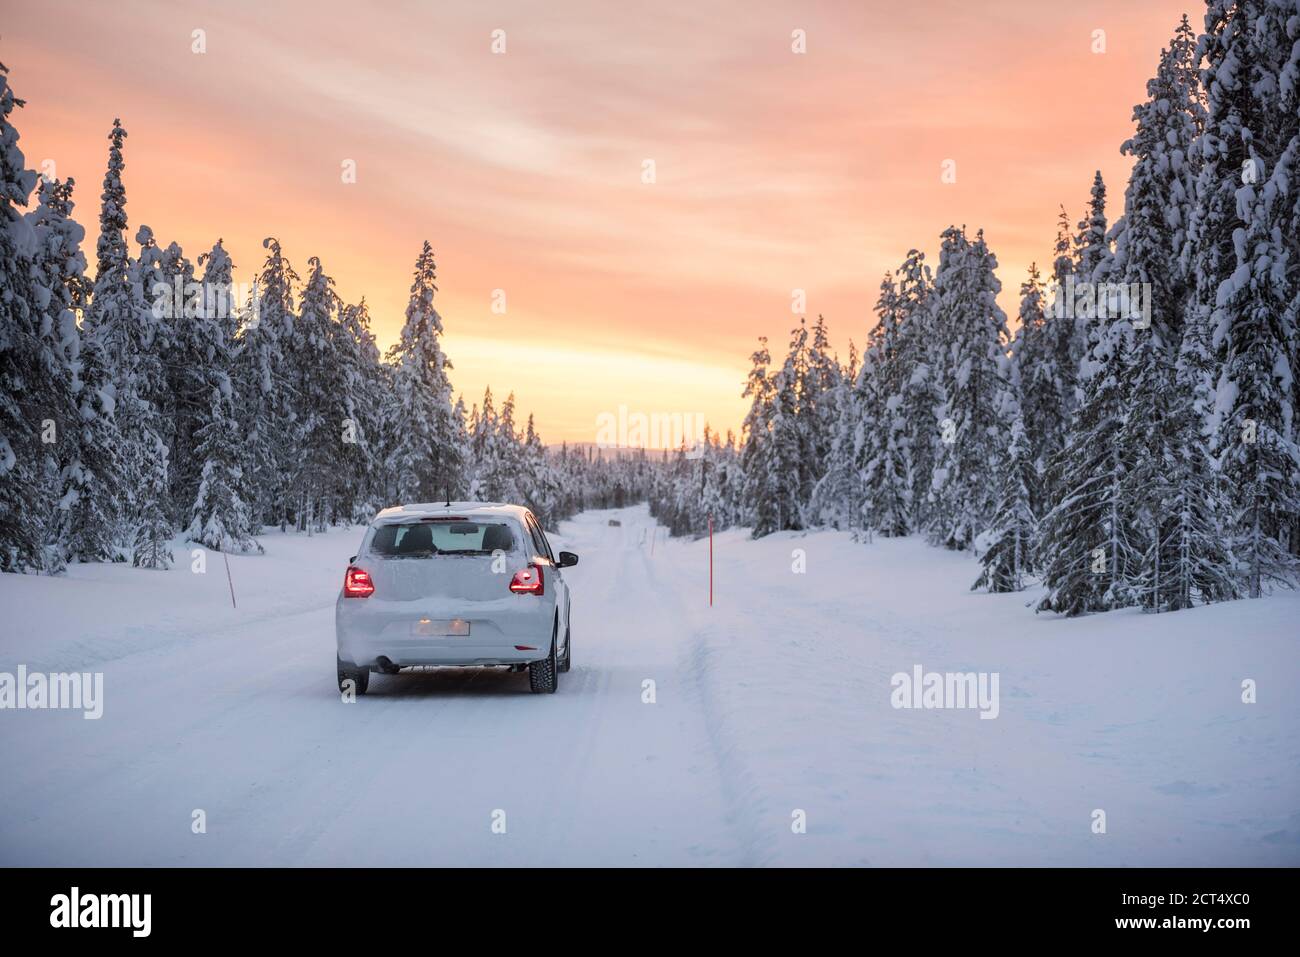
[376,656,400,675]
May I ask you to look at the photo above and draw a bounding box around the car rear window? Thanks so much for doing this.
[369,521,516,557]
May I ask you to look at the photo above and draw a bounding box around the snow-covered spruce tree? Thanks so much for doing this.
[289,255,347,531]
[1184,0,1300,596]
[1121,305,1237,610]
[739,337,780,536]
[185,242,259,553]
[700,427,743,533]
[152,236,214,525]
[1075,172,1110,284]
[187,386,259,553]
[130,430,172,569]
[1029,207,1086,487]
[384,241,465,503]
[494,392,526,503]
[808,342,862,531]
[856,274,910,536]
[128,225,178,441]
[1036,312,1139,615]
[1109,14,1230,611]
[0,63,61,571]
[1112,14,1204,354]
[22,175,90,570]
[83,121,172,567]
[467,387,499,500]
[520,413,563,525]
[928,227,1014,550]
[468,388,527,504]
[972,406,1036,593]
[1009,263,1057,517]
[125,235,173,570]
[338,297,383,521]
[238,237,298,530]
[57,176,124,567]
[766,326,810,532]
[890,249,940,533]
[803,314,842,485]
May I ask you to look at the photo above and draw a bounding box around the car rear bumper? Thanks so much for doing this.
[335,594,553,667]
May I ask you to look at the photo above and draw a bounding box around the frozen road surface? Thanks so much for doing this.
[1,506,1297,866]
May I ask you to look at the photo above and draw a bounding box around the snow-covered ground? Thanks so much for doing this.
[1,505,1296,866]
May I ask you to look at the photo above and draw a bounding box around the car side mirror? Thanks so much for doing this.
[557,551,579,568]
[349,555,357,564]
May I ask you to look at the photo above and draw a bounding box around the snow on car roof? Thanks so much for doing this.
[373,502,529,523]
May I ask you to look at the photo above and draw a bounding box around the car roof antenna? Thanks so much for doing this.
[445,487,451,507]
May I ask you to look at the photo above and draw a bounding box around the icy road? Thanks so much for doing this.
[1,506,1297,866]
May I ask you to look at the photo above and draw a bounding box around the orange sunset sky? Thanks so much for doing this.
[5,0,1192,445]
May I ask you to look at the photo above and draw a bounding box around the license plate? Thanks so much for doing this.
[411,618,470,637]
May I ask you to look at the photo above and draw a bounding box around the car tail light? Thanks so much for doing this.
[343,565,375,598]
[509,563,544,596]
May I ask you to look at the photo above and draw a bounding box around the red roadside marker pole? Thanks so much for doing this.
[708,514,713,607]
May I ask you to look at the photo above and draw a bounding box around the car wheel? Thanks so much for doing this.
[559,625,572,673]
[337,657,369,696]
[529,631,558,694]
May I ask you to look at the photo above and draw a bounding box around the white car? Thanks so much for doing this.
[335,502,577,695]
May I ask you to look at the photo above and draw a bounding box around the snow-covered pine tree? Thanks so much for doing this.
[468,386,524,503]
[891,249,940,532]
[517,413,559,522]
[385,241,465,503]
[55,172,123,565]
[1121,303,1237,610]
[928,227,1014,550]
[238,236,299,530]
[185,241,259,553]
[22,175,89,570]
[187,385,259,553]
[1010,263,1056,517]
[494,392,526,504]
[972,405,1036,593]
[150,236,212,524]
[808,344,862,531]
[1113,14,1204,353]
[1075,172,1110,284]
[82,121,172,567]
[766,325,810,532]
[1037,309,1139,615]
[803,314,842,486]
[856,274,910,535]
[290,255,346,530]
[130,429,172,569]
[1187,0,1300,596]
[739,337,780,536]
[1110,14,1230,611]
[126,229,174,570]
[1030,207,1086,485]
[336,297,381,522]
[0,62,62,571]
[63,320,124,564]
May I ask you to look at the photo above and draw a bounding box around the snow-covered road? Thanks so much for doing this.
[1,505,1297,866]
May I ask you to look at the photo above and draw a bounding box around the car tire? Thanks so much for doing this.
[559,625,572,673]
[529,632,558,694]
[338,657,369,696]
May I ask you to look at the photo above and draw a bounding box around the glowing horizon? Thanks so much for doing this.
[5,0,1192,445]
